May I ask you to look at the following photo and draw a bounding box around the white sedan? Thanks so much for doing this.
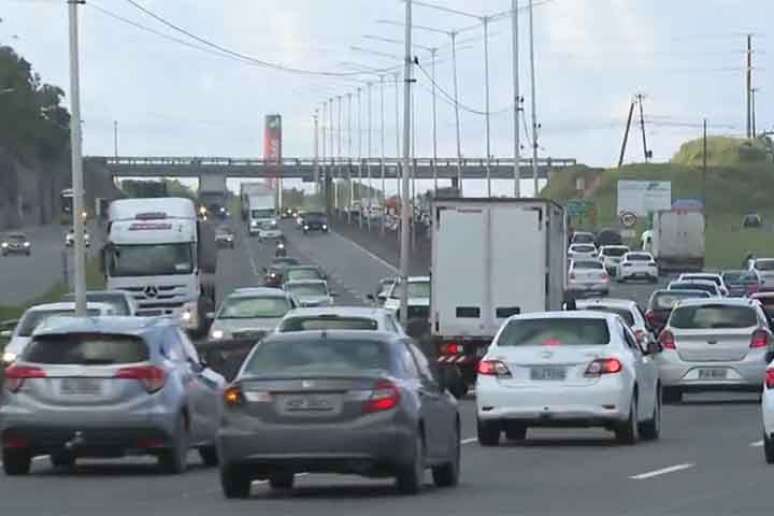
[476,311,661,445]
[618,252,659,283]
[763,363,774,463]
[568,243,597,261]
[567,259,609,297]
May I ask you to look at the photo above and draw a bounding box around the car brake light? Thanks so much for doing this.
[766,370,774,389]
[441,342,461,355]
[659,330,676,350]
[223,385,244,407]
[4,365,46,392]
[750,329,769,349]
[115,365,166,393]
[645,310,658,326]
[585,358,623,376]
[364,379,400,413]
[477,360,512,377]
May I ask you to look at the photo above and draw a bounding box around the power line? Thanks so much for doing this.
[415,62,511,116]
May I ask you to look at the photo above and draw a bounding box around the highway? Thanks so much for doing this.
[0,219,769,515]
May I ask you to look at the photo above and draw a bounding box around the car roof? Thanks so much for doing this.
[601,245,629,249]
[407,276,430,283]
[507,311,613,322]
[673,297,758,308]
[752,292,774,299]
[63,290,132,298]
[681,272,721,278]
[25,301,114,312]
[6,232,26,238]
[283,306,389,318]
[285,279,327,286]
[230,287,288,298]
[32,315,172,337]
[261,329,399,345]
[669,280,716,287]
[652,288,708,296]
[576,298,638,310]
[286,265,320,271]
[754,258,774,263]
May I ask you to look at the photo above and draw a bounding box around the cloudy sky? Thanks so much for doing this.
[1,0,771,167]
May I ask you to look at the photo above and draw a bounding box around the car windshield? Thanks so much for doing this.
[278,317,379,332]
[305,213,327,222]
[218,296,290,319]
[390,281,431,299]
[23,333,148,364]
[243,338,390,376]
[62,294,131,316]
[18,309,101,337]
[682,275,721,286]
[7,234,26,241]
[572,233,595,244]
[497,318,610,346]
[107,243,193,276]
[286,268,323,281]
[251,209,273,218]
[651,291,710,310]
[580,306,635,326]
[573,260,603,270]
[216,227,232,235]
[602,247,629,257]
[572,244,595,253]
[756,260,774,271]
[626,253,652,262]
[287,283,328,297]
[669,305,758,329]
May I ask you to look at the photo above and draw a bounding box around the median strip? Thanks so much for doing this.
[629,463,695,480]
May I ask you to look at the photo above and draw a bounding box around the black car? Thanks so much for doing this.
[1,233,31,256]
[215,226,235,248]
[263,266,285,288]
[302,212,329,234]
[595,228,623,247]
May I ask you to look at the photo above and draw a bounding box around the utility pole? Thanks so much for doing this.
[617,100,635,168]
[347,93,353,224]
[321,102,327,209]
[380,75,386,235]
[636,94,650,162]
[746,34,752,138]
[511,0,520,197]
[357,87,363,229]
[399,0,413,328]
[702,118,708,220]
[113,120,118,158]
[394,72,401,204]
[430,47,438,195]
[751,87,758,138]
[483,16,492,197]
[68,0,87,316]
[313,110,319,195]
[367,81,373,232]
[528,0,540,196]
[451,31,463,195]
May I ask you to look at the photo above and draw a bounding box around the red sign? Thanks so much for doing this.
[263,114,282,188]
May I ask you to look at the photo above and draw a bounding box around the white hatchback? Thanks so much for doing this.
[476,312,661,445]
[618,252,659,283]
[567,259,609,297]
[568,244,597,261]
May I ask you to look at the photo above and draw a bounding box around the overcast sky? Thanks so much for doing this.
[1,0,771,167]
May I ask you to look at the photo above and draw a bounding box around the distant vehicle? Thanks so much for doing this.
[743,213,763,228]
[284,265,326,283]
[208,287,297,341]
[568,243,598,261]
[384,276,430,322]
[617,252,659,283]
[369,277,397,306]
[281,207,295,219]
[567,259,609,297]
[749,258,774,289]
[598,245,630,276]
[256,219,283,241]
[1,232,31,256]
[61,290,138,316]
[641,229,653,252]
[276,306,406,335]
[678,273,729,296]
[576,298,652,348]
[241,183,276,235]
[216,330,460,497]
[476,312,661,446]
[570,231,596,246]
[1,317,226,476]
[1,302,117,366]
[262,266,285,288]
[657,298,773,403]
[65,228,90,248]
[284,279,335,307]
[214,225,235,249]
[667,280,722,297]
[274,240,287,257]
[750,292,774,323]
[645,289,712,336]
[302,212,329,234]
[595,228,623,247]
[723,270,762,297]
[650,210,705,272]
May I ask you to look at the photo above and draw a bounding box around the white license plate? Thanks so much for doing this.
[698,368,728,380]
[530,366,566,381]
[283,395,335,412]
[61,378,103,395]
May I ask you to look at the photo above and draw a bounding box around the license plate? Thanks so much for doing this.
[283,395,335,412]
[61,378,103,395]
[698,368,728,380]
[530,366,566,381]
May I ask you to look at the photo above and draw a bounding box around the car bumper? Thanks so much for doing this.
[763,389,774,435]
[620,268,658,279]
[656,352,767,390]
[258,231,283,239]
[567,283,609,294]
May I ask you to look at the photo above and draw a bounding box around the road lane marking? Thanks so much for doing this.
[460,437,478,445]
[331,230,399,273]
[750,440,764,447]
[629,463,695,480]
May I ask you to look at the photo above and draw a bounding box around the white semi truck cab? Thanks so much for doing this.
[103,197,216,333]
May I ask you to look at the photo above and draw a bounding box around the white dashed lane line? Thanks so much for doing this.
[750,440,764,448]
[629,463,695,480]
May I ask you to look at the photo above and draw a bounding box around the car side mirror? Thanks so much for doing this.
[0,329,12,339]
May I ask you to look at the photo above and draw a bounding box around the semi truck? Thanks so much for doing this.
[240,183,277,235]
[646,210,705,272]
[430,198,567,397]
[102,197,217,334]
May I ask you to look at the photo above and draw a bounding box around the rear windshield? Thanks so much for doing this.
[497,318,611,347]
[651,291,710,310]
[243,338,390,376]
[682,275,721,286]
[218,296,290,319]
[755,260,774,271]
[572,233,595,244]
[572,244,595,253]
[669,305,758,329]
[278,317,379,332]
[626,253,652,262]
[390,281,431,299]
[669,282,716,294]
[18,309,101,337]
[755,296,774,307]
[724,272,759,285]
[22,333,149,365]
[581,307,634,326]
[287,283,328,297]
[601,247,629,257]
[62,294,130,316]
[286,269,323,281]
[573,260,603,270]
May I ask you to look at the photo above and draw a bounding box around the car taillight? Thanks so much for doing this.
[441,341,461,355]
[223,385,244,408]
[477,360,512,377]
[766,370,774,389]
[659,329,676,350]
[364,379,400,413]
[750,329,769,349]
[645,310,658,327]
[4,365,46,392]
[585,358,623,376]
[115,365,167,393]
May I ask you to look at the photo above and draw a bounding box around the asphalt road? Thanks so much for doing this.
[0,219,769,515]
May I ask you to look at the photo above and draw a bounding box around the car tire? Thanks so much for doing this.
[764,434,774,464]
[432,424,460,488]
[639,387,661,441]
[2,449,31,476]
[663,387,682,404]
[50,451,76,470]
[396,433,424,495]
[615,393,639,445]
[268,471,295,490]
[477,418,501,447]
[220,464,252,499]
[158,414,189,475]
[503,423,527,441]
[199,445,218,467]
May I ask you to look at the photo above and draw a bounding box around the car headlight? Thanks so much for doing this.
[322,224,328,230]
[1,242,7,248]
[179,301,198,327]
[304,225,309,230]
[271,219,278,227]
[211,329,224,340]
[2,351,16,365]
[23,242,30,247]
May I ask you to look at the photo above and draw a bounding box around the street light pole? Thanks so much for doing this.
[450,31,463,195]
[400,0,413,328]
[346,93,353,224]
[367,81,373,232]
[113,120,119,158]
[380,75,386,235]
[483,16,492,197]
[357,87,363,229]
[528,0,540,196]
[430,47,438,195]
[511,0,521,198]
[313,109,319,195]
[68,0,87,316]
[394,72,401,203]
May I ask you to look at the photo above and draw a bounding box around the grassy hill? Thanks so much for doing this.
[542,136,774,268]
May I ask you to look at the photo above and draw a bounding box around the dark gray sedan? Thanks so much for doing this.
[217,330,460,497]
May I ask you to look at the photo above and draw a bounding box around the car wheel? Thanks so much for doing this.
[199,445,218,467]
[764,434,774,464]
[432,423,460,488]
[615,392,639,445]
[663,387,682,404]
[220,464,252,499]
[639,387,661,441]
[158,414,189,474]
[477,418,501,447]
[504,423,527,441]
[50,451,76,470]
[2,449,31,476]
[268,471,295,490]
[396,433,424,495]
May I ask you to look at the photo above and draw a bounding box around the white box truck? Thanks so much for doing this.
[240,183,277,236]
[102,197,217,334]
[430,198,567,396]
[650,210,705,272]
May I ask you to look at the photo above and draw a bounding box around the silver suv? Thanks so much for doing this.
[1,316,225,476]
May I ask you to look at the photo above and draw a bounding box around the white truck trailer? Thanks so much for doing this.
[648,210,705,272]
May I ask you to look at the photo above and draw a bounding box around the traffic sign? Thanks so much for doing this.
[619,211,638,228]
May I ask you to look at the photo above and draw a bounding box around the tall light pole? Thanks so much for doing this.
[357,87,363,229]
[313,109,320,195]
[450,31,463,194]
[399,0,413,328]
[394,71,401,240]
[113,120,119,158]
[347,93,353,223]
[380,74,386,235]
[528,0,540,196]
[483,16,492,197]
[511,0,521,197]
[68,0,87,316]
[367,81,373,232]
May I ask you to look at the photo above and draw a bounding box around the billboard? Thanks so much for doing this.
[617,180,671,217]
[263,114,282,163]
